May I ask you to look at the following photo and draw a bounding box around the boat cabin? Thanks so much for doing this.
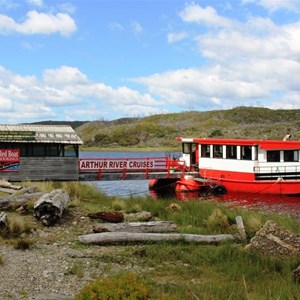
[177,137,300,195]
[0,124,83,181]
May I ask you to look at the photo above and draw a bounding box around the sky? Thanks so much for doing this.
[1,0,300,123]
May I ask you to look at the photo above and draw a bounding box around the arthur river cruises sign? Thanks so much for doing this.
[79,158,165,172]
[0,149,20,172]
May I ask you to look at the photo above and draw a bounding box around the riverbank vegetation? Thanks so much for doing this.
[74,107,300,150]
[9,181,298,299]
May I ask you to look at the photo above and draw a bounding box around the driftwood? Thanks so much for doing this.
[0,187,16,194]
[123,211,152,222]
[93,221,178,233]
[78,232,235,245]
[0,180,22,190]
[0,192,44,210]
[0,212,8,228]
[88,211,124,223]
[34,189,69,226]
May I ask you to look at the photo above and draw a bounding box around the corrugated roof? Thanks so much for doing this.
[0,124,83,144]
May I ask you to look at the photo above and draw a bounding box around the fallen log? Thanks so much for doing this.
[78,232,235,245]
[93,221,178,233]
[123,211,152,222]
[88,211,124,223]
[34,189,69,226]
[0,187,16,194]
[0,180,22,190]
[0,192,45,210]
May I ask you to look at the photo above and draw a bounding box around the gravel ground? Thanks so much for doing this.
[0,210,129,300]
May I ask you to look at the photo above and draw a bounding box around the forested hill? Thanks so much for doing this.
[73,107,300,149]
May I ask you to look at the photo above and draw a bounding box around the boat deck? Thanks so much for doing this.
[79,171,199,181]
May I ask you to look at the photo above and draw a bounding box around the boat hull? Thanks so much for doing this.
[216,179,300,195]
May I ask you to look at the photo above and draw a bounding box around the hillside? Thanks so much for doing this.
[75,107,300,149]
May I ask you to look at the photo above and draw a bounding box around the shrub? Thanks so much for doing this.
[0,215,32,239]
[75,272,151,300]
[14,238,33,250]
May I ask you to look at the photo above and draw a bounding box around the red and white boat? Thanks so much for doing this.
[175,137,300,196]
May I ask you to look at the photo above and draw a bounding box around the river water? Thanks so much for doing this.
[79,151,300,218]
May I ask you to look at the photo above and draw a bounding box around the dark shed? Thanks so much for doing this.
[0,124,83,181]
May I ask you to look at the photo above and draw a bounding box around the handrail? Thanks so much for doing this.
[254,165,300,174]
[79,156,188,180]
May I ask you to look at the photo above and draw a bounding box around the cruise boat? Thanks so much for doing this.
[175,137,300,196]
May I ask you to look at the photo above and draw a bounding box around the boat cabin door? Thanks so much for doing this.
[181,142,197,168]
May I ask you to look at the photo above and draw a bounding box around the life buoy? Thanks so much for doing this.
[211,184,227,195]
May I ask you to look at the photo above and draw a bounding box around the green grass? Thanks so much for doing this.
[58,181,300,300]
[12,181,300,299]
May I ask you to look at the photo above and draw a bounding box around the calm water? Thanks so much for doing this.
[79,151,300,218]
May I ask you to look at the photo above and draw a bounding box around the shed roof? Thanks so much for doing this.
[0,124,83,144]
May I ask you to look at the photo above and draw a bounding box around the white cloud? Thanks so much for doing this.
[108,22,124,31]
[0,10,77,36]
[27,0,44,7]
[131,0,300,113]
[132,67,268,108]
[179,3,232,28]
[242,0,300,11]
[167,31,187,43]
[43,66,89,86]
[131,21,143,35]
[0,65,164,122]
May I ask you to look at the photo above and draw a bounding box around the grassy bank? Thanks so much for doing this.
[2,181,299,299]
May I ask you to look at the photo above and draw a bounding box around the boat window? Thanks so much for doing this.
[201,144,210,158]
[226,145,237,159]
[182,143,191,154]
[284,150,298,162]
[213,145,223,158]
[241,146,252,160]
[267,150,280,162]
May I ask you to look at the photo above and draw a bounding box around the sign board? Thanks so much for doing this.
[0,131,36,141]
[79,158,166,172]
[0,149,20,172]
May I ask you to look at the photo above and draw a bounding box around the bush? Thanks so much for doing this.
[75,272,151,300]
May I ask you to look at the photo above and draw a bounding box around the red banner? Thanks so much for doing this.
[0,149,20,162]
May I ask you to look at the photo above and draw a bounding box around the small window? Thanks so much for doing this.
[213,145,223,158]
[284,150,298,162]
[226,145,237,159]
[267,150,280,162]
[32,144,45,156]
[201,145,210,158]
[241,146,252,160]
[47,144,59,156]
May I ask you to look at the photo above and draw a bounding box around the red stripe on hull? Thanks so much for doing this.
[200,169,300,195]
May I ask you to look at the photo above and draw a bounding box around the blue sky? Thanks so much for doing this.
[1,0,300,123]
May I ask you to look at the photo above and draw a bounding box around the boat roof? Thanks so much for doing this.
[0,124,83,144]
[177,137,300,150]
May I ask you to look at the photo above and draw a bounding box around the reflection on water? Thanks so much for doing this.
[216,192,300,218]
[92,180,300,218]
